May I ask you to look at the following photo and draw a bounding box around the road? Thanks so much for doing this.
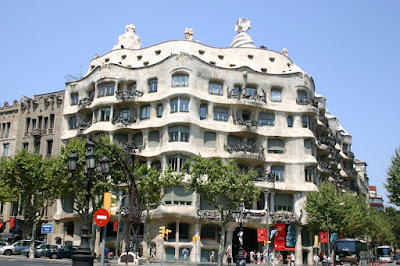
[0,256,397,266]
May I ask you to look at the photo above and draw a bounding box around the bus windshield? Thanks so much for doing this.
[377,247,390,257]
[336,241,356,252]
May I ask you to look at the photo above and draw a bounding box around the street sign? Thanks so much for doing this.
[41,223,53,234]
[9,217,15,228]
[94,208,110,227]
[320,232,328,243]
[257,229,267,242]
[113,220,118,232]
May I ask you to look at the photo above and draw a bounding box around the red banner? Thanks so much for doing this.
[274,224,286,249]
[320,232,328,243]
[257,229,267,242]
[113,220,118,232]
[9,217,15,228]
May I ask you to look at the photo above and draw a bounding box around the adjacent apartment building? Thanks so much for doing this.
[54,19,369,264]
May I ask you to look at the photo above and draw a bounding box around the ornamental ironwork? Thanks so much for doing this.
[123,142,145,152]
[269,212,300,224]
[197,210,221,221]
[296,98,318,108]
[116,89,144,101]
[224,143,264,157]
[227,87,267,104]
[318,114,329,127]
[233,117,258,127]
[111,116,137,126]
[254,173,275,182]
[78,97,93,108]
[78,121,92,130]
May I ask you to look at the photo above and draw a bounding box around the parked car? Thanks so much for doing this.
[0,241,9,247]
[47,245,79,259]
[0,240,44,255]
[21,243,61,258]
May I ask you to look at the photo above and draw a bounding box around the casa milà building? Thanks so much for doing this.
[59,19,369,264]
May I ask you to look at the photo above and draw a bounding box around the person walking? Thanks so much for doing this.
[210,250,215,262]
[182,247,189,263]
[227,252,232,266]
[290,253,295,266]
[314,254,320,266]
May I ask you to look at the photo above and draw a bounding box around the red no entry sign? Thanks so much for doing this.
[94,208,110,227]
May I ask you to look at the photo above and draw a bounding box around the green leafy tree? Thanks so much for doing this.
[0,150,61,258]
[385,147,400,207]
[382,207,400,248]
[184,156,260,266]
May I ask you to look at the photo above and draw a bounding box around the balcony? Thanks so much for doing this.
[31,128,42,137]
[317,114,329,127]
[227,88,267,104]
[123,142,145,152]
[115,89,144,101]
[233,117,258,128]
[78,121,92,131]
[296,98,318,108]
[224,143,264,157]
[254,173,274,182]
[111,116,137,126]
[78,97,93,108]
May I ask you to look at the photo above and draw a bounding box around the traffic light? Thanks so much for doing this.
[159,226,166,238]
[314,235,319,248]
[263,240,271,246]
[165,229,172,240]
[103,192,117,215]
[192,236,200,243]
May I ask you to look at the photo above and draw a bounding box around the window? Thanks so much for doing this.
[227,135,243,146]
[49,114,55,129]
[119,109,130,118]
[149,79,158,93]
[214,107,228,121]
[343,143,349,153]
[129,83,137,92]
[271,165,284,181]
[98,84,114,97]
[302,115,312,130]
[25,118,30,132]
[209,82,223,95]
[172,74,189,87]
[5,123,10,136]
[200,104,207,120]
[204,132,216,148]
[148,131,160,148]
[259,113,275,126]
[132,133,143,146]
[304,139,313,155]
[274,194,293,212]
[69,117,77,129]
[271,89,282,102]
[168,125,189,142]
[3,143,9,156]
[305,167,314,182]
[163,186,193,205]
[267,139,285,154]
[141,105,151,120]
[157,104,163,117]
[114,134,128,144]
[71,94,79,105]
[23,143,29,150]
[170,97,189,113]
[297,91,308,104]
[244,86,257,98]
[34,141,40,153]
[168,155,188,172]
[47,140,53,156]
[287,116,293,127]
[97,107,111,121]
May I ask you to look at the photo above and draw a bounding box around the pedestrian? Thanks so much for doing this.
[250,250,255,263]
[210,250,215,262]
[279,253,284,266]
[263,250,268,265]
[227,252,232,266]
[314,254,320,266]
[327,255,331,266]
[270,252,275,266]
[182,247,189,263]
[290,253,295,266]
[257,251,261,264]
[150,246,156,260]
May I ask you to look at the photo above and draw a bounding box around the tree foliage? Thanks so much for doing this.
[385,147,400,207]
[0,149,62,257]
[184,156,260,266]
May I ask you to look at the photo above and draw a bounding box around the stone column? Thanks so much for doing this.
[175,220,180,260]
[193,223,201,263]
[270,192,275,212]
[295,225,302,266]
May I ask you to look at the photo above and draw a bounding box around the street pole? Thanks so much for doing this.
[327,211,330,258]
[100,224,107,266]
[115,194,128,258]
[161,238,164,266]
[266,207,270,266]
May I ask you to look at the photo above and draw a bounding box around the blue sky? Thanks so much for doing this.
[1,1,399,205]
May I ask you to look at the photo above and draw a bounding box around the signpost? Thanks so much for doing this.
[94,208,110,227]
[41,223,53,234]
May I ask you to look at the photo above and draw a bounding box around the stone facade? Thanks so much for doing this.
[57,21,369,264]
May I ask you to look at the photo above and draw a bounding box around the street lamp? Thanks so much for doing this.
[326,202,345,260]
[232,202,251,266]
[68,140,110,266]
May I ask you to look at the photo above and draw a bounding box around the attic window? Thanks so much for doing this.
[218,55,224,60]
[198,50,205,55]
[261,68,267,73]
[269,57,275,62]
[105,58,110,63]
[248,55,254,59]
[137,55,142,60]
[143,61,149,66]
[90,65,95,70]
[155,50,161,55]
[210,61,216,65]
[230,64,236,67]
[121,55,127,60]
[287,63,291,67]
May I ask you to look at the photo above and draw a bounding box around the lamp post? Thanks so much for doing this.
[326,202,345,260]
[68,140,110,266]
[232,202,251,266]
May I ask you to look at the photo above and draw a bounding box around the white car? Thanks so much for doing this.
[0,240,44,255]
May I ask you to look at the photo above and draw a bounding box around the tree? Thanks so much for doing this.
[385,147,400,207]
[0,150,61,258]
[184,156,260,266]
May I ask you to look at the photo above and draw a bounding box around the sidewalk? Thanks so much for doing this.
[97,261,310,266]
